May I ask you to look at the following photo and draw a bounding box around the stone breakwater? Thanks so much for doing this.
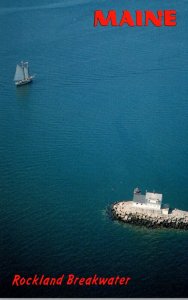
[111,201,188,229]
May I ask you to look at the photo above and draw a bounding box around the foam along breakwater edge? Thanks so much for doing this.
[111,188,188,229]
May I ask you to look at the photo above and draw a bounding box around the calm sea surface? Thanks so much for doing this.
[0,0,188,297]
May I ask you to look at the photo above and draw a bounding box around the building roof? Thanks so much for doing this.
[133,194,147,204]
[146,192,162,202]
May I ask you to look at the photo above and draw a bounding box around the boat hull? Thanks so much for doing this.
[15,77,33,86]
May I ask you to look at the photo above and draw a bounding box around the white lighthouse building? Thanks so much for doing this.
[132,187,163,211]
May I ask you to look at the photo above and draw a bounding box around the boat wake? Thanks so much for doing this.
[0,0,106,15]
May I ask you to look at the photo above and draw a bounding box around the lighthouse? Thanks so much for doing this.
[133,188,162,211]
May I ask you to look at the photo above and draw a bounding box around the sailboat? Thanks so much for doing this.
[14,61,34,86]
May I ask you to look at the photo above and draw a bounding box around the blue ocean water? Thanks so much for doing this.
[0,0,188,297]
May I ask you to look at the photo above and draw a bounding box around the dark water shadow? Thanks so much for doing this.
[15,83,32,100]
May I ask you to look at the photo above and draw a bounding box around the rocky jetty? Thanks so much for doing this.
[111,201,188,229]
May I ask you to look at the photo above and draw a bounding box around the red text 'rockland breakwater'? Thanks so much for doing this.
[12,274,131,286]
[94,10,177,27]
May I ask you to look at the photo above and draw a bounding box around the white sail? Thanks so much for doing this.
[23,63,29,79]
[14,64,24,81]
